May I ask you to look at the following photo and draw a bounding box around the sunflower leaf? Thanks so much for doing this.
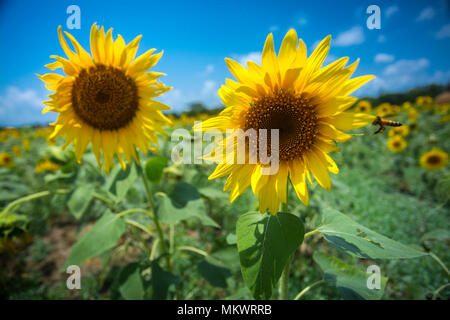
[236,211,304,300]
[65,209,126,267]
[145,156,168,183]
[313,252,388,300]
[315,208,427,259]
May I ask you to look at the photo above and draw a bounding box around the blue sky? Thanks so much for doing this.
[0,0,449,126]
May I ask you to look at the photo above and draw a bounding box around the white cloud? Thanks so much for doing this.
[374,53,395,63]
[436,24,450,39]
[269,25,279,32]
[378,35,386,43]
[156,81,220,113]
[233,51,262,67]
[383,58,429,76]
[0,86,55,126]
[354,58,449,97]
[385,5,399,18]
[156,89,185,112]
[298,18,308,25]
[201,80,218,97]
[334,26,365,47]
[416,7,435,21]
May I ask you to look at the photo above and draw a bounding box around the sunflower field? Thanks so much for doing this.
[0,23,449,302]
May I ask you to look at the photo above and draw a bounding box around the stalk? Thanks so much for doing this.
[279,182,291,300]
[135,150,172,272]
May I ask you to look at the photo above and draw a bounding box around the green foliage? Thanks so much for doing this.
[236,212,304,299]
[145,156,168,183]
[156,192,219,227]
[314,208,427,259]
[67,185,95,219]
[65,210,126,267]
[313,252,388,300]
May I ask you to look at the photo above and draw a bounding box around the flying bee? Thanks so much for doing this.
[372,116,402,134]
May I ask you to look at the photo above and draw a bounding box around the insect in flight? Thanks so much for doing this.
[372,116,402,134]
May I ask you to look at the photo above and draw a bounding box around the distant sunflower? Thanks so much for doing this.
[22,138,30,151]
[195,29,375,215]
[38,23,172,172]
[35,159,61,173]
[420,148,448,171]
[387,135,407,152]
[402,101,412,110]
[376,103,392,117]
[355,100,372,113]
[388,125,409,137]
[0,152,14,168]
[408,107,418,123]
[12,145,22,158]
[416,96,433,110]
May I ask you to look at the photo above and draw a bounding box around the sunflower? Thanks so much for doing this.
[416,96,433,110]
[408,107,418,123]
[402,101,412,110]
[388,125,409,137]
[355,100,372,113]
[195,29,375,215]
[440,114,450,124]
[0,152,14,168]
[37,23,172,172]
[22,138,30,151]
[35,159,61,173]
[420,148,448,171]
[376,103,392,117]
[12,145,22,158]
[387,135,407,152]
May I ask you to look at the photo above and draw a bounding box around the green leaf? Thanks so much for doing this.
[106,163,138,202]
[236,211,304,300]
[156,193,219,228]
[67,185,95,219]
[119,263,144,300]
[197,258,232,288]
[315,208,427,259]
[421,229,450,242]
[150,261,180,299]
[313,252,388,300]
[65,210,126,267]
[169,182,201,208]
[145,156,168,183]
[226,233,237,245]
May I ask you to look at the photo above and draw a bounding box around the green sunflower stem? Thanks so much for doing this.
[279,182,292,300]
[135,150,172,272]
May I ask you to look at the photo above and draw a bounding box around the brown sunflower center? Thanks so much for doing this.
[426,155,442,165]
[244,90,318,161]
[71,64,139,130]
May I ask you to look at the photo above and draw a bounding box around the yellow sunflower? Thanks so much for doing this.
[195,29,375,215]
[402,101,412,110]
[440,114,450,124]
[387,135,407,152]
[416,96,433,110]
[22,138,30,151]
[0,152,14,168]
[376,103,392,117]
[388,125,409,137]
[37,23,172,172]
[408,107,418,123]
[35,159,61,173]
[355,100,372,113]
[420,148,448,171]
[12,145,22,158]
